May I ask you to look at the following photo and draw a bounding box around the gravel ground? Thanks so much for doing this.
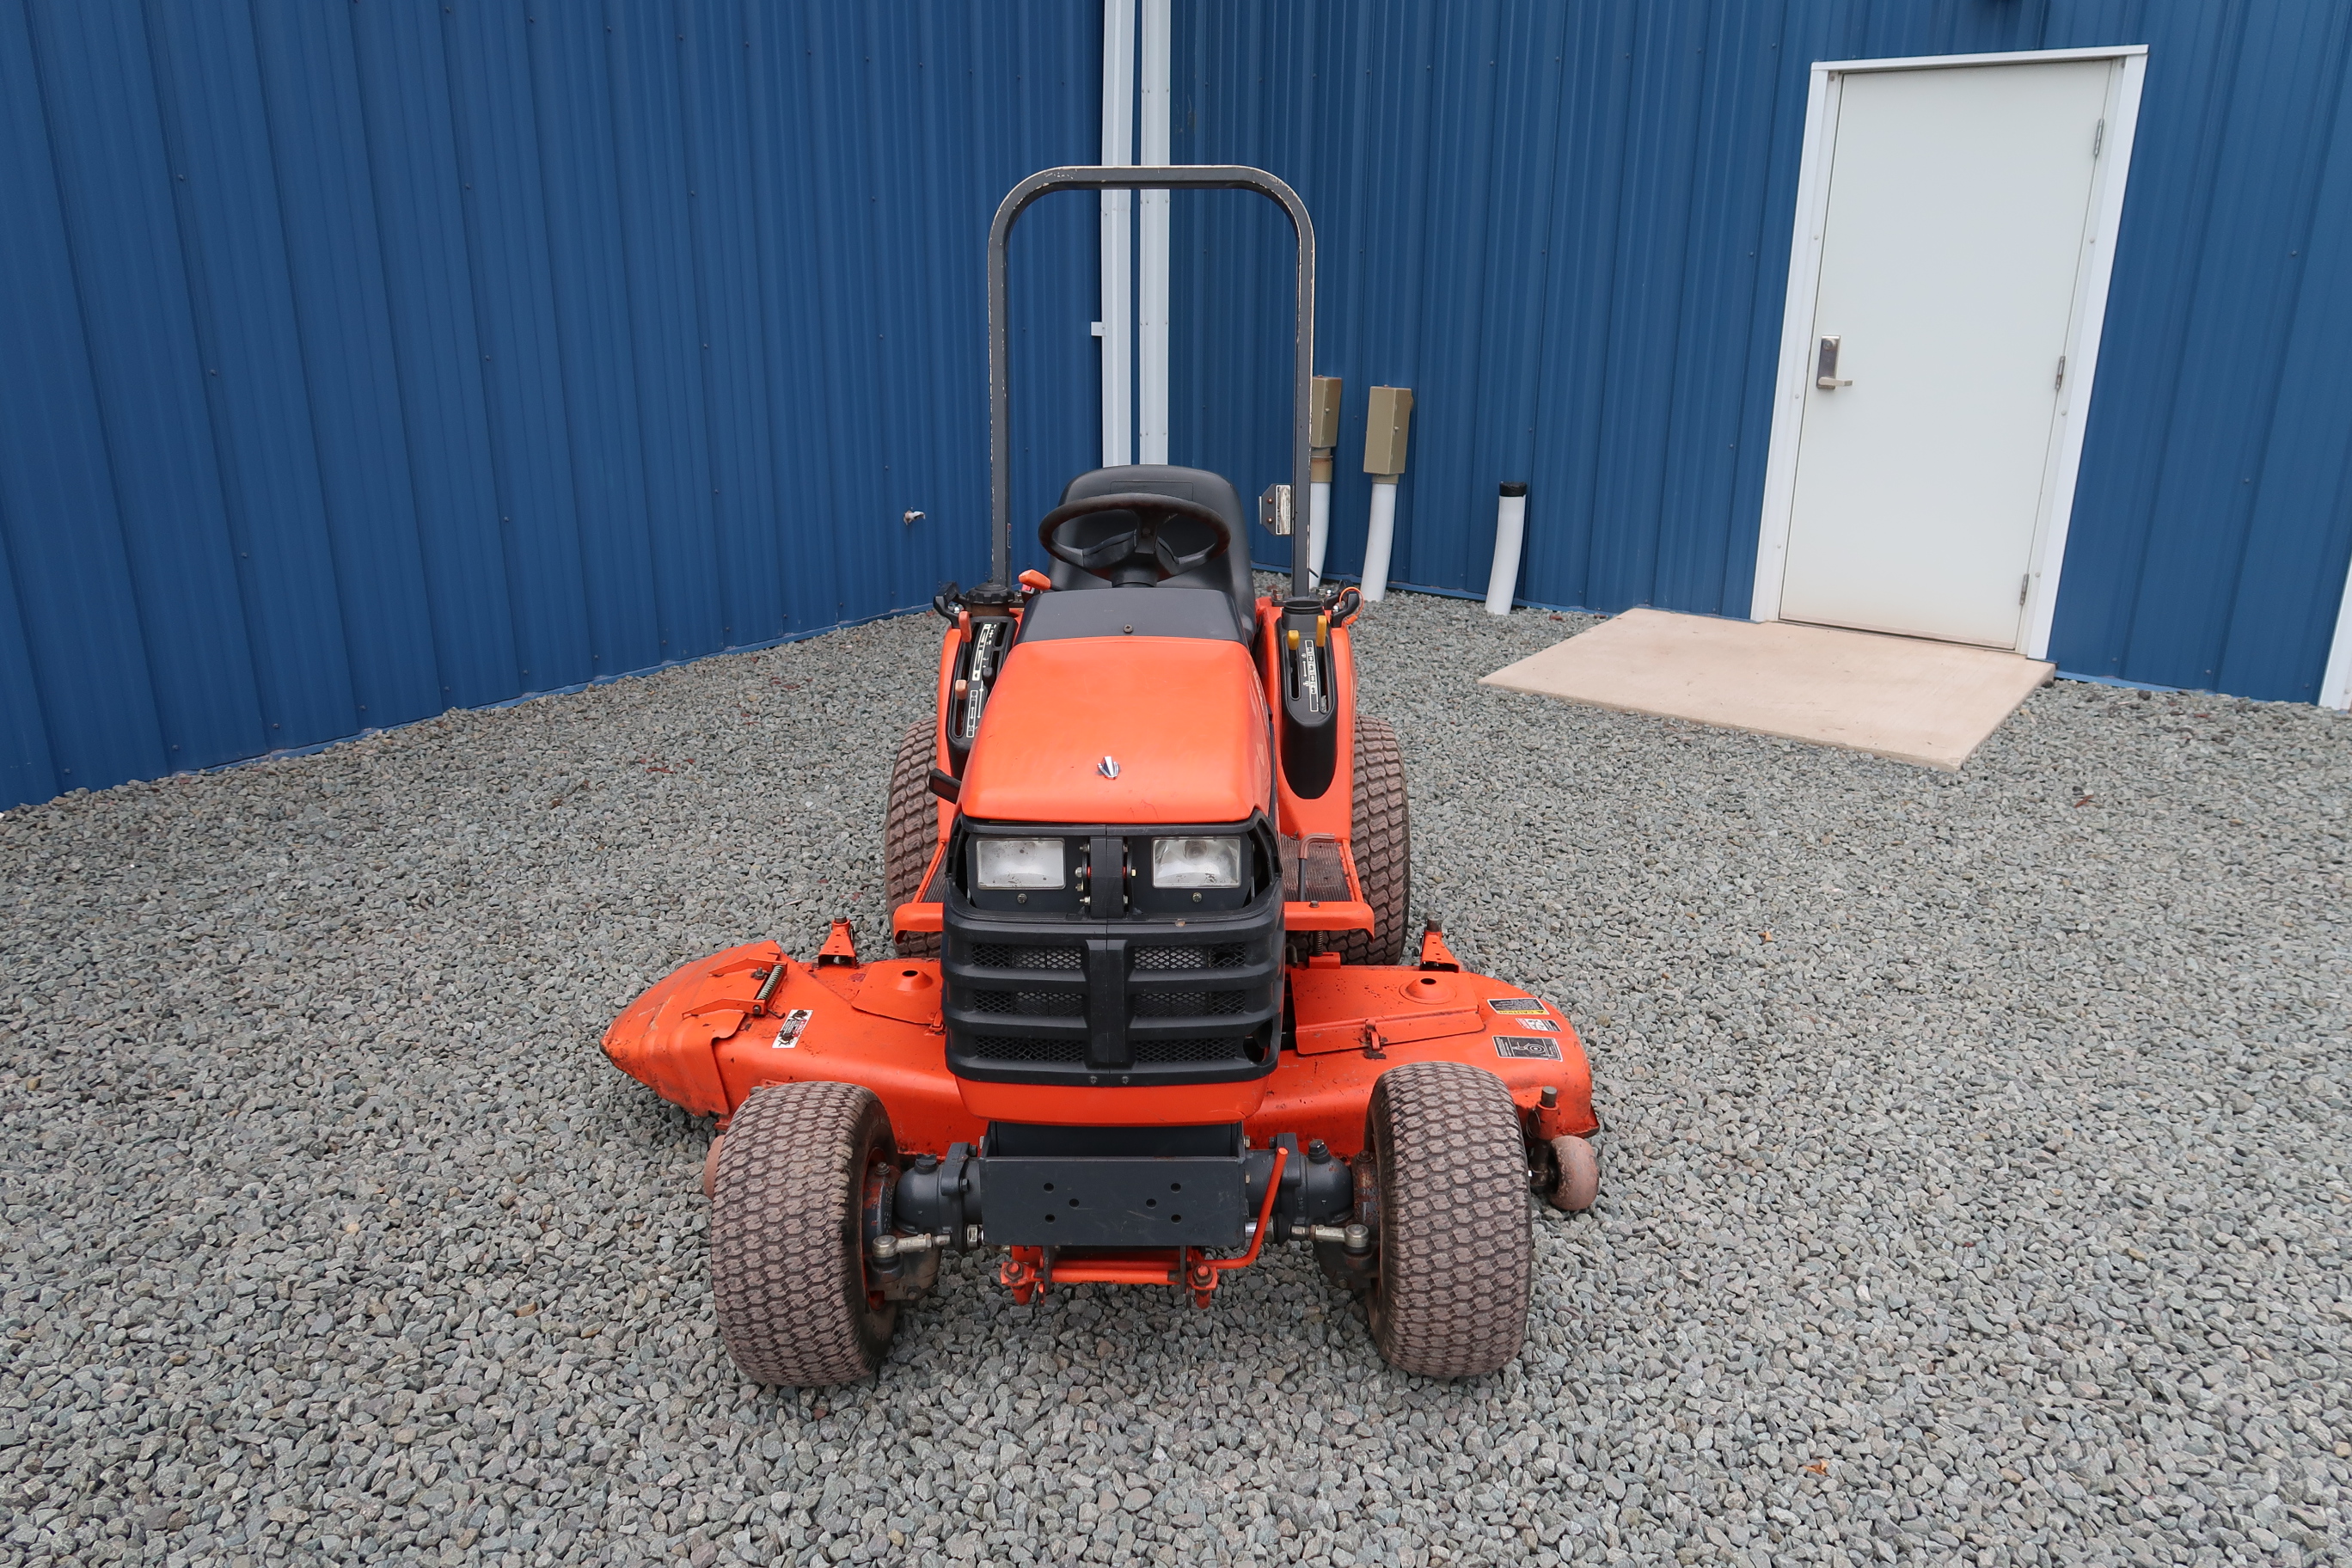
[3,580,2349,1568]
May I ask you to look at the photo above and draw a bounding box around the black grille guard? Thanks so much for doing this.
[940,883,1284,1088]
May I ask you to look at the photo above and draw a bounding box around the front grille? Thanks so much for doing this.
[971,942,1082,971]
[968,1034,1088,1063]
[1131,942,1251,971]
[1134,1036,1255,1064]
[1132,989,1252,1018]
[969,989,1087,1018]
[941,844,1283,1085]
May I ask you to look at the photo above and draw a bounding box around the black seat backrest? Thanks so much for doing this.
[1047,466,1255,637]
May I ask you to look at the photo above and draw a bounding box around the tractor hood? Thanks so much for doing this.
[956,634,1271,824]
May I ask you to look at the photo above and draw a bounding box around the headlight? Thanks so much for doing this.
[1152,836,1242,888]
[973,837,1064,889]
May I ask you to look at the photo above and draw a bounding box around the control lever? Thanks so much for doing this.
[947,583,1017,763]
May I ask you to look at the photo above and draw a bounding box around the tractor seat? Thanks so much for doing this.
[1043,465,1255,639]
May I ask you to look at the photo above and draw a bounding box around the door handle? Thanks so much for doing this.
[1815,335,1852,389]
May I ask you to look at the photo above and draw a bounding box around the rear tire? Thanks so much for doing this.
[709,1082,898,1387]
[884,720,942,959]
[1363,1062,1532,1378]
[1335,715,1410,965]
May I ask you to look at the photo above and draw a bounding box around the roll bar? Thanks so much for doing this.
[986,165,1316,599]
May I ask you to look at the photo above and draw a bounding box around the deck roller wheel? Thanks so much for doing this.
[1363,1062,1533,1378]
[709,1081,898,1387]
[1548,1135,1600,1213]
[884,720,942,959]
[1331,714,1411,965]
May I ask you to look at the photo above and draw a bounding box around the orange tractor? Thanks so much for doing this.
[604,167,1599,1385]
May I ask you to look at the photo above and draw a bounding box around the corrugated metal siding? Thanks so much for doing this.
[1169,0,2352,702]
[2053,2,2352,696]
[10,3,2352,812]
[0,0,1100,809]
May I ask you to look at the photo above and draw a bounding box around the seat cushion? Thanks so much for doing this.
[1046,465,1255,636]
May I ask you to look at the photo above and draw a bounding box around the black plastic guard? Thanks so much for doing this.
[1276,597,1338,799]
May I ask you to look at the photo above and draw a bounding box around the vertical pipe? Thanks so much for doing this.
[1485,483,1528,616]
[1307,481,1332,588]
[1098,0,1136,471]
[1307,375,1339,591]
[1360,483,1399,601]
[1357,386,1411,603]
[1136,0,1171,465]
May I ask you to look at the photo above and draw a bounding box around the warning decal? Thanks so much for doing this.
[1516,1016,1561,1032]
[1488,997,1548,1017]
[770,1008,814,1047]
[1493,1035,1563,1060]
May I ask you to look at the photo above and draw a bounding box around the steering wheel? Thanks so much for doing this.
[1037,493,1234,585]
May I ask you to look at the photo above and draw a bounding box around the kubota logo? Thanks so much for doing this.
[1098,755,1120,779]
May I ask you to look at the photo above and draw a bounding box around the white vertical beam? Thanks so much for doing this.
[1099,0,1135,469]
[2022,51,2146,661]
[2322,553,2352,710]
[1136,0,1172,465]
[1750,64,1840,626]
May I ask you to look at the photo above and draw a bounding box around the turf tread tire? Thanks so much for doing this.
[1365,1062,1532,1378]
[709,1081,897,1387]
[883,720,941,959]
[1336,715,1410,965]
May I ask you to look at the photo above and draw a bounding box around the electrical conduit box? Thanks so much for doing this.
[1363,386,1413,481]
[1309,377,1343,456]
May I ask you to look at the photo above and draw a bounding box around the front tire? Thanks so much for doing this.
[709,1082,898,1387]
[1363,1063,1532,1378]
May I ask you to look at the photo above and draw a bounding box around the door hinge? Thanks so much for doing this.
[2055,355,2067,390]
[2092,118,2105,158]
[2019,574,2030,607]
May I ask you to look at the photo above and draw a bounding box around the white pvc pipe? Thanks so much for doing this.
[1307,480,1332,590]
[1360,481,1398,602]
[1485,485,1528,616]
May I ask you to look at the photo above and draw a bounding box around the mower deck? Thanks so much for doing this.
[604,922,1596,1311]
[603,928,1599,1161]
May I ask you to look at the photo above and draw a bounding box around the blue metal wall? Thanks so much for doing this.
[9,2,2352,810]
[1168,0,2352,703]
[0,0,1101,810]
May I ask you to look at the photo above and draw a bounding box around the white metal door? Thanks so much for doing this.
[1779,58,2114,649]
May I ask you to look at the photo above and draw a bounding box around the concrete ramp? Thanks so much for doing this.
[1479,608,2053,771]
